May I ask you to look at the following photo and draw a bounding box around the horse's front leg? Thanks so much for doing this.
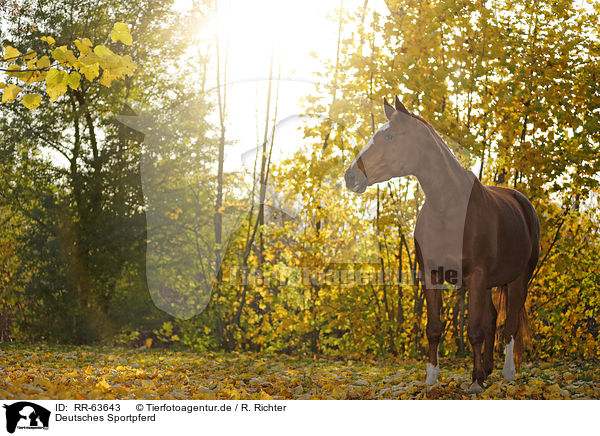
[466,268,488,393]
[424,288,443,386]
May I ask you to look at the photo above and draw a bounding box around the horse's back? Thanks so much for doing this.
[486,185,539,244]
[482,184,540,278]
[463,182,539,286]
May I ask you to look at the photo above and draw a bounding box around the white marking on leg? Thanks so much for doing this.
[503,336,515,381]
[426,363,440,386]
[468,381,483,394]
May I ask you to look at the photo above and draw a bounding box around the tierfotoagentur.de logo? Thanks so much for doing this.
[2,402,50,434]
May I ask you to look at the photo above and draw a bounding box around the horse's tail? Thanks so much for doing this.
[495,285,531,370]
[495,285,507,352]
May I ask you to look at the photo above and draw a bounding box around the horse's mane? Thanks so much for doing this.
[407,111,432,128]
[407,111,464,166]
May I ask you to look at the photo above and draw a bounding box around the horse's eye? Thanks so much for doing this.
[384,133,394,142]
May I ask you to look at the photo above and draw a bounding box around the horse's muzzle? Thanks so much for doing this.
[344,165,368,194]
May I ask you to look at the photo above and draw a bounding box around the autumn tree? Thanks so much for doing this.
[0,0,212,342]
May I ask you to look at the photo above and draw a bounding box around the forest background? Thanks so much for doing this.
[1,0,599,369]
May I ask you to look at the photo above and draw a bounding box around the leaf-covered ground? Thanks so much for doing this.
[0,344,598,400]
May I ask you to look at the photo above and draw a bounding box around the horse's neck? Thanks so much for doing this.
[414,127,474,213]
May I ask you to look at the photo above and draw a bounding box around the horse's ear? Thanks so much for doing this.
[394,96,410,115]
[383,97,395,120]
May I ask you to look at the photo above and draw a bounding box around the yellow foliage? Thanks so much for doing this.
[3,45,21,60]
[93,44,112,59]
[1,23,135,108]
[0,345,598,400]
[99,70,115,87]
[2,84,20,103]
[96,378,111,391]
[22,94,41,110]
[111,22,133,46]
[74,38,93,55]
[66,71,81,90]
[79,63,100,81]
[45,68,68,101]
[51,46,77,66]
[36,56,51,69]
[46,83,67,102]
[40,36,55,45]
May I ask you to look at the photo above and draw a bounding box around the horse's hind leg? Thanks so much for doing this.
[482,288,497,377]
[424,288,443,386]
[503,274,527,380]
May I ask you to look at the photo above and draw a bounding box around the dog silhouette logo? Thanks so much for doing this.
[3,402,50,433]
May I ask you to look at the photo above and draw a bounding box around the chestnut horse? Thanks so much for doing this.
[344,97,539,392]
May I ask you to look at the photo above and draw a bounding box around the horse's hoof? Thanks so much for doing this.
[468,381,483,394]
[425,363,440,386]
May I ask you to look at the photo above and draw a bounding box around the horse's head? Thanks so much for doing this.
[344,96,428,193]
